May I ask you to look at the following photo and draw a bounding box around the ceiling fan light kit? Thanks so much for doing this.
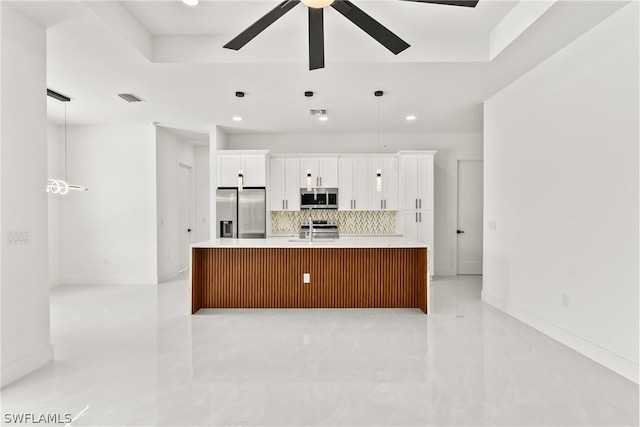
[301,0,335,8]
[224,0,479,70]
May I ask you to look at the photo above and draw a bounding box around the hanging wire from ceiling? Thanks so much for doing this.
[47,92,88,194]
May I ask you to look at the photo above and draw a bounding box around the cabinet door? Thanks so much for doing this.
[352,157,369,210]
[338,158,354,211]
[382,156,399,210]
[401,211,419,241]
[269,158,286,211]
[284,158,301,211]
[217,154,242,187]
[300,158,319,188]
[242,155,266,187]
[417,155,434,210]
[318,157,339,188]
[400,155,419,210]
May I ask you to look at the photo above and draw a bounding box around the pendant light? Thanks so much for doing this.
[305,91,314,191]
[46,90,88,194]
[375,90,383,192]
[238,169,244,192]
[233,91,244,122]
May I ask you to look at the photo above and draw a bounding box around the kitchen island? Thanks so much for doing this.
[190,237,429,314]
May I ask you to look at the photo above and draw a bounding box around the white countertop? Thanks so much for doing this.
[192,236,429,249]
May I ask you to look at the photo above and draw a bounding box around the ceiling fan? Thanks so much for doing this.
[223,0,479,70]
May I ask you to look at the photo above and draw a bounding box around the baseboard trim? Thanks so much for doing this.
[481,291,639,384]
[1,344,53,388]
[61,275,158,285]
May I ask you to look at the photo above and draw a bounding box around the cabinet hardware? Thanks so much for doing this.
[320,177,322,187]
[419,199,422,209]
[283,200,285,210]
[354,200,356,210]
[381,200,383,210]
[416,212,418,222]
[419,212,422,222]
[415,199,418,209]
[384,200,387,209]
[286,200,288,209]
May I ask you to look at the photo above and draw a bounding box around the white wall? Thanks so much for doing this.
[193,145,210,243]
[47,122,63,287]
[1,3,53,387]
[227,132,482,276]
[59,125,158,285]
[156,127,195,282]
[483,3,638,382]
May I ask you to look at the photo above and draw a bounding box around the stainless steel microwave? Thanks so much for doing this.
[300,188,338,209]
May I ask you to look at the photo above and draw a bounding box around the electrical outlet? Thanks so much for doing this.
[562,293,570,307]
[488,220,497,230]
[303,334,310,345]
[303,273,310,284]
[104,258,109,265]
[7,230,30,245]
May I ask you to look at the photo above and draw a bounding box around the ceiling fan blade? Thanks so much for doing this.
[224,0,300,50]
[308,8,325,70]
[399,0,479,7]
[331,0,410,55]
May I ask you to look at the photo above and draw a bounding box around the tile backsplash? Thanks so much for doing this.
[271,210,396,235]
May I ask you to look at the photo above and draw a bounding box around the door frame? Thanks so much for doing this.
[178,162,195,272]
[454,159,483,276]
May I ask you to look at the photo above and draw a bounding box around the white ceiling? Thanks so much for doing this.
[11,0,629,139]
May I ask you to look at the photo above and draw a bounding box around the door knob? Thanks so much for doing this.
[188,229,192,232]
[457,230,465,234]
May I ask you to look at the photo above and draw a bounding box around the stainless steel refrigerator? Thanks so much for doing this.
[216,188,266,239]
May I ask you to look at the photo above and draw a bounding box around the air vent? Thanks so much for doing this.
[310,109,328,116]
[118,93,144,103]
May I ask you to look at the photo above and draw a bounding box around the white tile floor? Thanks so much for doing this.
[1,275,638,426]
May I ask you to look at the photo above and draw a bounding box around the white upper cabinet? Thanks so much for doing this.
[217,150,268,188]
[270,156,300,211]
[217,154,242,188]
[399,151,435,211]
[368,156,399,211]
[338,156,369,211]
[300,156,339,188]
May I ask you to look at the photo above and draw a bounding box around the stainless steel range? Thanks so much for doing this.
[300,220,339,239]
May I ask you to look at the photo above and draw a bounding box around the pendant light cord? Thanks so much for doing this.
[377,96,381,154]
[64,102,68,182]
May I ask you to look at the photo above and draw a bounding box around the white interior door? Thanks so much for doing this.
[178,164,193,272]
[457,160,483,275]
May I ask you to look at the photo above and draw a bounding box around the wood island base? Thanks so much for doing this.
[191,247,428,314]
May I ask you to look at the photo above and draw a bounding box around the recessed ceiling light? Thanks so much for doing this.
[319,116,329,122]
[406,115,416,121]
[182,0,199,6]
[232,116,242,122]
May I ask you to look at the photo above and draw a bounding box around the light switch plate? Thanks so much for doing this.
[488,220,497,230]
[303,273,310,284]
